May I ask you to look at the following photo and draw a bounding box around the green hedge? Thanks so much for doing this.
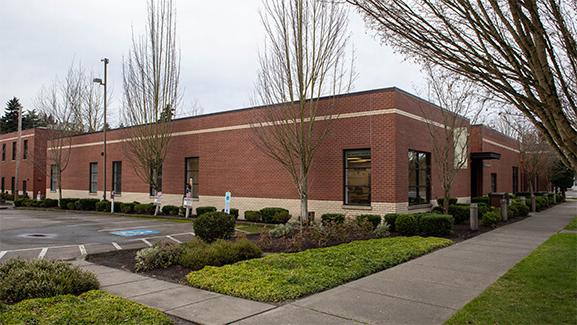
[321,213,345,225]
[0,259,99,304]
[196,206,217,216]
[420,214,454,236]
[260,207,290,224]
[193,211,236,243]
[396,214,420,235]
[356,214,382,229]
[59,198,79,210]
[75,198,99,211]
[179,239,262,271]
[384,213,400,232]
[244,210,261,222]
[448,204,470,224]
[0,290,172,325]
[481,210,499,227]
[162,205,180,216]
[186,236,452,302]
[134,203,156,215]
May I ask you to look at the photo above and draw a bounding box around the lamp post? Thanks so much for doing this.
[93,58,109,201]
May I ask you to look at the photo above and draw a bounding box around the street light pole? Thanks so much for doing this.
[94,58,109,201]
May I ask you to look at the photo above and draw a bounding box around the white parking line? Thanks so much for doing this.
[79,245,87,255]
[0,251,6,260]
[38,248,48,259]
[111,242,122,250]
[141,239,152,247]
[98,225,160,232]
[166,235,182,243]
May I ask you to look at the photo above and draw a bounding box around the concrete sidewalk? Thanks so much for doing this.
[238,201,577,325]
[74,201,575,324]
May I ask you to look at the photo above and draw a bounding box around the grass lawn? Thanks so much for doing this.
[0,290,172,325]
[187,236,452,302]
[445,233,577,325]
[235,223,271,234]
[565,216,577,230]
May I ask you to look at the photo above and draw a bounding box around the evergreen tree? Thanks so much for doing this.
[550,160,575,193]
[0,97,22,133]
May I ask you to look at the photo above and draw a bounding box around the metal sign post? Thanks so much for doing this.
[154,192,162,216]
[111,191,115,213]
[183,193,192,218]
[224,192,231,214]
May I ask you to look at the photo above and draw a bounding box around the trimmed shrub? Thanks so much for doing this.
[384,213,400,232]
[74,198,99,211]
[179,238,262,271]
[396,214,419,235]
[448,204,470,224]
[481,210,499,227]
[420,214,454,236]
[222,208,239,220]
[13,198,27,207]
[0,259,99,304]
[60,198,79,210]
[244,210,262,222]
[120,202,135,214]
[436,197,458,206]
[260,208,290,224]
[321,213,345,225]
[356,214,382,229]
[134,203,156,215]
[196,206,217,216]
[162,205,180,216]
[43,198,59,208]
[269,223,297,238]
[135,240,183,272]
[536,196,548,211]
[374,222,391,238]
[95,200,111,212]
[194,211,236,243]
[269,210,291,224]
[471,196,490,205]
[514,201,530,217]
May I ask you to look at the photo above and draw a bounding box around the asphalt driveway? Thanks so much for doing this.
[0,208,195,261]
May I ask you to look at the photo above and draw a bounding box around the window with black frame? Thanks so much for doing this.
[112,161,122,194]
[344,149,371,206]
[491,173,497,192]
[408,150,431,206]
[89,162,98,193]
[512,167,519,193]
[184,157,199,198]
[23,140,28,159]
[50,165,57,192]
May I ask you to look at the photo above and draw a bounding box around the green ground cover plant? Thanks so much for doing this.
[187,236,452,302]
[565,216,577,230]
[0,290,172,325]
[445,233,577,325]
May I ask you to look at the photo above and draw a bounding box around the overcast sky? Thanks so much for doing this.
[0,0,424,126]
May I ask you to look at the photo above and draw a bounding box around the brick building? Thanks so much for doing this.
[44,88,532,217]
[0,128,48,198]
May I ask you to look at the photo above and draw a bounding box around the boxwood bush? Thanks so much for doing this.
[162,205,180,216]
[420,214,454,236]
[196,206,217,216]
[119,202,135,214]
[194,211,236,243]
[135,240,183,272]
[59,198,79,210]
[448,204,470,224]
[356,214,382,229]
[244,210,261,222]
[437,197,458,206]
[222,208,239,220]
[74,198,99,211]
[321,213,345,225]
[134,203,156,215]
[481,210,499,227]
[95,200,110,212]
[179,238,262,271]
[396,214,419,235]
[384,213,400,232]
[0,259,99,304]
[260,207,290,224]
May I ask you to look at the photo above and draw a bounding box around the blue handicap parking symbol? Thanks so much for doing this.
[110,229,161,237]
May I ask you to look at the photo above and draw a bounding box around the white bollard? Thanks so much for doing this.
[501,199,508,221]
[470,203,479,231]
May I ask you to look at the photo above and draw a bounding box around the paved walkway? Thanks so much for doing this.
[74,201,576,324]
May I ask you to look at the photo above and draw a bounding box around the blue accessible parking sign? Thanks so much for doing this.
[110,229,161,237]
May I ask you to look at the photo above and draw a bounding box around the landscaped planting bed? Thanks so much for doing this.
[0,290,172,325]
[186,236,452,302]
[445,233,577,325]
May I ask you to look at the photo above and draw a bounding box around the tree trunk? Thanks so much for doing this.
[443,188,450,214]
[57,170,63,208]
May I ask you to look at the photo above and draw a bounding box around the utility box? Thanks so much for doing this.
[489,192,508,207]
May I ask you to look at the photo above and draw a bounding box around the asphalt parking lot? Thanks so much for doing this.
[0,208,195,262]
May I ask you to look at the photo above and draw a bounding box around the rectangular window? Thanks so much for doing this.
[22,180,27,197]
[184,157,199,198]
[2,143,5,160]
[11,142,16,160]
[491,173,497,192]
[408,150,431,206]
[89,162,98,193]
[1,177,4,192]
[50,165,58,192]
[512,167,519,193]
[11,177,15,194]
[23,140,28,159]
[344,149,371,206]
[112,161,122,195]
[150,166,163,196]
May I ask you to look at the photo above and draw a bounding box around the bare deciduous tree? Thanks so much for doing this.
[36,64,91,206]
[122,0,180,204]
[418,65,482,213]
[348,0,577,171]
[253,0,355,222]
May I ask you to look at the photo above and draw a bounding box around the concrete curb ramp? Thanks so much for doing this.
[74,201,576,324]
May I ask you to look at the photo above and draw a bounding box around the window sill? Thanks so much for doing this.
[408,203,432,210]
[88,192,98,196]
[342,204,372,210]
